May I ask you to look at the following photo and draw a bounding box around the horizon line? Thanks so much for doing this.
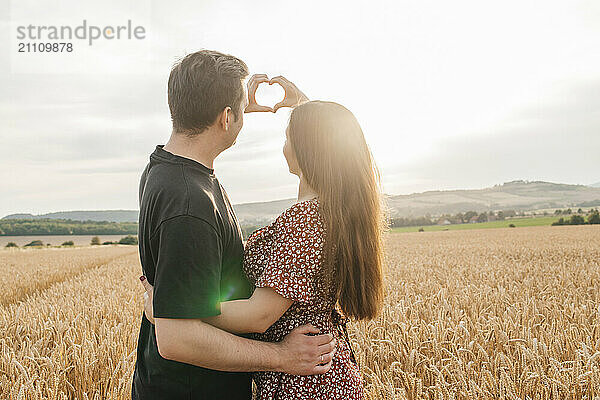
[3,179,599,218]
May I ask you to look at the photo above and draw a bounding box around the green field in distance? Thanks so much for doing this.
[391,216,565,233]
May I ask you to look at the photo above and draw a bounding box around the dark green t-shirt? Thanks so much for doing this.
[132,145,253,400]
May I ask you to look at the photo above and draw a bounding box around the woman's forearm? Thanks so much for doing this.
[202,299,261,334]
[202,287,294,334]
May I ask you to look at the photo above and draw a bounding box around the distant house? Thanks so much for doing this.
[437,219,451,225]
[469,215,479,224]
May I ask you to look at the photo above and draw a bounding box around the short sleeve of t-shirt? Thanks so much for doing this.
[255,202,324,303]
[152,215,223,318]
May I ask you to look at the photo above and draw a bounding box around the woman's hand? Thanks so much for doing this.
[245,74,273,113]
[140,276,155,324]
[269,76,309,112]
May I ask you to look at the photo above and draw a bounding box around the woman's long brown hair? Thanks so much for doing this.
[288,100,384,320]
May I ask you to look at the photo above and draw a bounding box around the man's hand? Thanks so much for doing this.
[269,76,309,112]
[245,74,273,113]
[140,276,155,324]
[276,325,337,375]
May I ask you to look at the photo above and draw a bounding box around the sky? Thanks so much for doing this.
[1,0,599,217]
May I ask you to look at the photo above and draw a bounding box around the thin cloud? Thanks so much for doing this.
[397,79,600,191]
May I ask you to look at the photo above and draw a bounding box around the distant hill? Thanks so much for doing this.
[386,180,600,218]
[589,181,600,188]
[1,201,298,227]
[2,210,139,223]
[4,181,600,226]
[0,204,297,227]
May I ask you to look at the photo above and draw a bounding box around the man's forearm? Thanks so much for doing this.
[155,317,282,372]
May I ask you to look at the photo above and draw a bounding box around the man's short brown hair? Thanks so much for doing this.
[168,50,248,135]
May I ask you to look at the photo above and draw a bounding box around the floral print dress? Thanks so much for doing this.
[243,198,364,400]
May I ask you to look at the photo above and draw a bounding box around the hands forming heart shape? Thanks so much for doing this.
[245,74,309,113]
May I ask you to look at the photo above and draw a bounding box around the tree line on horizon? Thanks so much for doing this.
[551,208,600,226]
[390,209,518,228]
[3,207,598,239]
[0,218,137,236]
[391,208,600,229]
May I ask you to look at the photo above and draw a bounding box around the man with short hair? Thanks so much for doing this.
[131,50,335,399]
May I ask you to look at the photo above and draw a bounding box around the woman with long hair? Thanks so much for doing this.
[143,75,385,399]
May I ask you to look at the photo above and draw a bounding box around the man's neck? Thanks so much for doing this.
[163,130,222,170]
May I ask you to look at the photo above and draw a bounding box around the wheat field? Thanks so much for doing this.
[1,225,599,399]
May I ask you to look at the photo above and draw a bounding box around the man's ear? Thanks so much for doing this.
[219,106,231,131]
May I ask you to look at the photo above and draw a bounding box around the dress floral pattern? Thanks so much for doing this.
[243,198,364,400]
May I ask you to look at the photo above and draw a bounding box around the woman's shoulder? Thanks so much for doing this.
[245,199,319,244]
[274,198,322,230]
